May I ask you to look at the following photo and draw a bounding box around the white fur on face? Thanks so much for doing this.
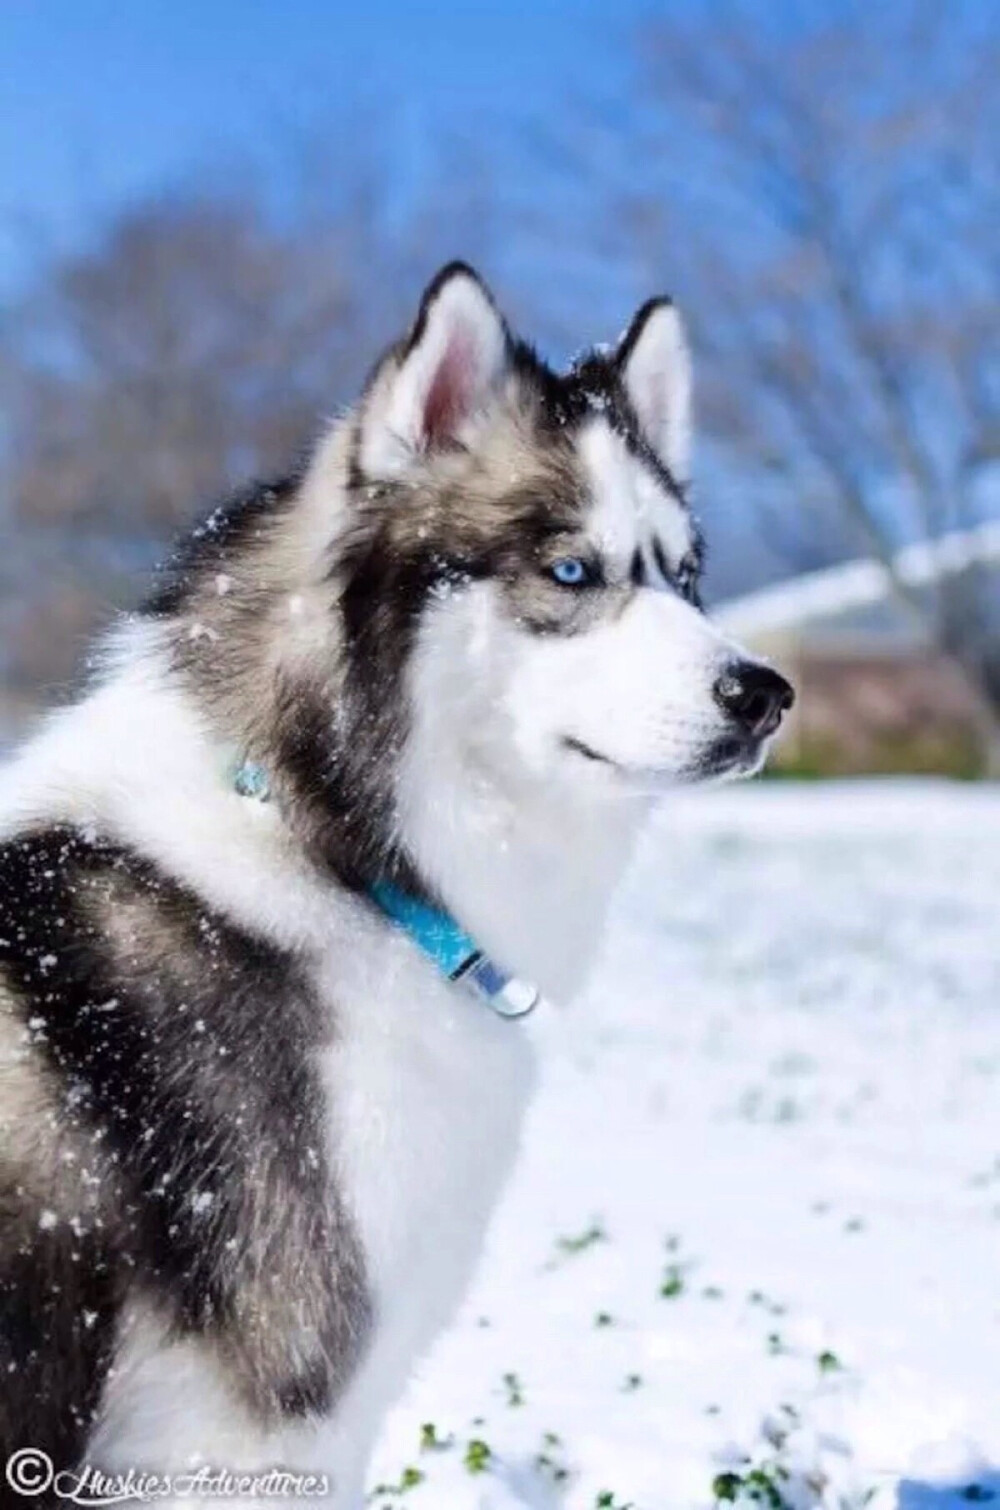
[579,418,694,583]
[500,587,735,785]
[401,416,754,798]
[397,585,646,998]
[493,415,739,786]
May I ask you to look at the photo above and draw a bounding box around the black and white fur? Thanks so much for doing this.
[0,264,791,1504]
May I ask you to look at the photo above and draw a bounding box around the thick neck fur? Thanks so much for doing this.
[399,714,644,1001]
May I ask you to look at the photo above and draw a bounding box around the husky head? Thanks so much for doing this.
[149,261,793,987]
[334,263,792,822]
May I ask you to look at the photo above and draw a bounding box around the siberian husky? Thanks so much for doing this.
[0,263,792,1505]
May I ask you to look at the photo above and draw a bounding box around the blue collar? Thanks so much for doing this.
[369,881,540,1020]
[230,759,538,1020]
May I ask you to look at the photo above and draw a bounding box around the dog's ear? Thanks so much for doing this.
[616,298,692,485]
[359,262,511,478]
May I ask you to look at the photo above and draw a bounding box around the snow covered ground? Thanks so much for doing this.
[369,781,1000,1510]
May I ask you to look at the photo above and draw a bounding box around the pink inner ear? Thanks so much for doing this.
[422,331,477,445]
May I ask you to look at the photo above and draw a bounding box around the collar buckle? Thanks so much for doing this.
[370,881,541,1021]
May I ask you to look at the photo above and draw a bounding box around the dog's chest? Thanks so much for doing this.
[314,933,536,1344]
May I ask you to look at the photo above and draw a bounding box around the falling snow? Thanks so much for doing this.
[187,622,220,644]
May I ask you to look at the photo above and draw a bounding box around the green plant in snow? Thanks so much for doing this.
[419,1421,453,1453]
[555,1219,608,1256]
[711,1462,794,1508]
[535,1432,570,1486]
[464,1438,492,1475]
[368,1463,425,1500]
[748,1289,786,1316]
[660,1264,685,1298]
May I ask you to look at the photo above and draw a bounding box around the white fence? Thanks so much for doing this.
[716,520,1000,639]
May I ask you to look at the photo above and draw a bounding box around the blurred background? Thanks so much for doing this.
[1,0,997,776]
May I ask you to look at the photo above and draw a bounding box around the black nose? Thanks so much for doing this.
[713,662,795,739]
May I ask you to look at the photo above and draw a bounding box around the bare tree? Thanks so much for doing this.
[0,145,499,712]
[5,188,387,537]
[598,0,1000,757]
[0,186,359,703]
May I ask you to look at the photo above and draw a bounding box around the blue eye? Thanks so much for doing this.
[549,557,591,587]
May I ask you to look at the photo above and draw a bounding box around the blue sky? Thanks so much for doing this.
[0,0,645,292]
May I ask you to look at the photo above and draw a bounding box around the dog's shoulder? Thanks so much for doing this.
[0,822,372,1430]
